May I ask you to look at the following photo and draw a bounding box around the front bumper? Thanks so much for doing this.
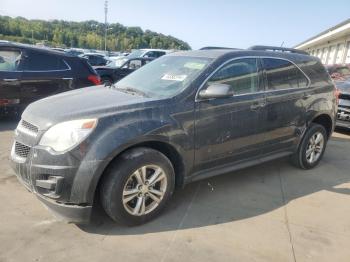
[10,143,93,224]
[36,194,92,224]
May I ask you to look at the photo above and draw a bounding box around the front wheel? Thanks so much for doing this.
[100,148,175,226]
[291,123,328,169]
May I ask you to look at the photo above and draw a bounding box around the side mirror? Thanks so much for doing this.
[330,73,338,79]
[198,83,234,99]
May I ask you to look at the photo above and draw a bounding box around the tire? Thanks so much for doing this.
[101,77,113,86]
[291,123,328,169]
[100,147,175,226]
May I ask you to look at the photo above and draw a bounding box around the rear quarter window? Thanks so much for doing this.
[22,51,69,71]
[0,49,21,71]
[303,60,331,86]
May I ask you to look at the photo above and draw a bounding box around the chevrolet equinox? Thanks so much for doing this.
[10,46,337,225]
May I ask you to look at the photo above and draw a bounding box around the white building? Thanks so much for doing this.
[295,19,350,65]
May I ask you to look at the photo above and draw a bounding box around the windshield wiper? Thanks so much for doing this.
[114,86,150,98]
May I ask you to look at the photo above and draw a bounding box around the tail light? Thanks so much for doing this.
[334,86,340,105]
[87,75,101,85]
[0,99,20,106]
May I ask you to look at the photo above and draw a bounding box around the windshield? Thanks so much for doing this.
[114,56,212,98]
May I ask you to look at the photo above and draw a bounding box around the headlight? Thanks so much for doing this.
[39,119,98,152]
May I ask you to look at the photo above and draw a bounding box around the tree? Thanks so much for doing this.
[0,15,191,51]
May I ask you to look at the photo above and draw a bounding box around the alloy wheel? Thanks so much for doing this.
[305,131,324,164]
[122,165,167,216]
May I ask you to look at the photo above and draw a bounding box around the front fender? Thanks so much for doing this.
[69,117,191,204]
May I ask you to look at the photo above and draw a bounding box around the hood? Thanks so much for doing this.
[22,86,153,130]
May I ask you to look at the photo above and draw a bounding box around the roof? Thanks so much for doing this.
[295,18,350,49]
[140,48,170,52]
[169,48,313,61]
[169,49,239,58]
[0,41,75,57]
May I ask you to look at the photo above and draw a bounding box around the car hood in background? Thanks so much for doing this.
[335,80,350,94]
[22,86,154,130]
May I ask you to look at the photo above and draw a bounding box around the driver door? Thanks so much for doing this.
[194,58,267,171]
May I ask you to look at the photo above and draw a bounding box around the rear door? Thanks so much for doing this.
[261,57,310,152]
[19,50,72,105]
[0,47,22,108]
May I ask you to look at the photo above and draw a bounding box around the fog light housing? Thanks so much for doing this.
[36,176,64,198]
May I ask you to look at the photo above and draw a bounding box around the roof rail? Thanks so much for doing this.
[248,45,309,55]
[199,46,238,50]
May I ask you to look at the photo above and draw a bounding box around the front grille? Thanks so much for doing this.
[21,120,39,134]
[14,142,31,159]
[337,109,350,122]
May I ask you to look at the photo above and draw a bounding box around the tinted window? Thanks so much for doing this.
[95,56,106,65]
[146,51,165,58]
[23,52,69,71]
[263,58,309,90]
[0,50,21,71]
[208,58,259,95]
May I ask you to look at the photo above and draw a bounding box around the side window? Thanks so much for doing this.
[207,58,259,95]
[96,56,106,65]
[128,60,142,69]
[88,56,97,65]
[0,49,22,71]
[263,58,309,90]
[144,51,155,58]
[154,51,165,58]
[23,52,69,71]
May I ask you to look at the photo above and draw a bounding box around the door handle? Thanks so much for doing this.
[4,79,19,82]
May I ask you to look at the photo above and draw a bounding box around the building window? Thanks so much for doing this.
[335,43,345,64]
[345,42,350,64]
[321,47,329,64]
[327,45,337,65]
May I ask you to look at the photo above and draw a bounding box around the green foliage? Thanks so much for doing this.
[0,16,191,51]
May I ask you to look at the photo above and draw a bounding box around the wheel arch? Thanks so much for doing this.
[310,113,334,138]
[92,140,186,203]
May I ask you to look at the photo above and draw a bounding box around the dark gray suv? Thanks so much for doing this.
[10,46,337,225]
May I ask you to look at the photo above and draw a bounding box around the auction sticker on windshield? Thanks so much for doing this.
[161,74,187,81]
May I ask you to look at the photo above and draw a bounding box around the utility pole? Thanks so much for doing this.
[104,0,108,51]
[31,30,34,45]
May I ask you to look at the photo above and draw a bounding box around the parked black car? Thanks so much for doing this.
[80,53,111,66]
[10,46,337,225]
[0,42,101,115]
[326,65,350,128]
[94,57,154,85]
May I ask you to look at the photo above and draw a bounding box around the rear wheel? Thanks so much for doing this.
[100,147,175,226]
[101,76,113,86]
[291,123,328,169]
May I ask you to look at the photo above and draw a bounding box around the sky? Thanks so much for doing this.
[1,0,350,50]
